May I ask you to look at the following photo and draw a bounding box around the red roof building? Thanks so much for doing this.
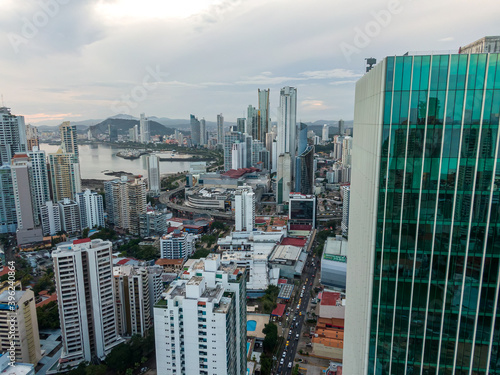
[271,303,286,317]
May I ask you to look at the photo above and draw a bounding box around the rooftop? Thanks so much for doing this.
[323,237,348,259]
[321,291,343,306]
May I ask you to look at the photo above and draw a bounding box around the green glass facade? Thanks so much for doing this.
[370,54,500,374]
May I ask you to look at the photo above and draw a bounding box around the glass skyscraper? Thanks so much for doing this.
[345,53,500,374]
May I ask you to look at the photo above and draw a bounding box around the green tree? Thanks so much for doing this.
[85,364,107,375]
[260,355,273,375]
[105,343,133,373]
[262,323,278,354]
[82,228,89,238]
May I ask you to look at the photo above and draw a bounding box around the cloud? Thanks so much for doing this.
[439,36,454,42]
[301,99,331,111]
[25,112,82,123]
[236,73,305,85]
[299,68,362,80]
[329,80,358,86]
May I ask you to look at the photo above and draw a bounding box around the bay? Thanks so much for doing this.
[40,143,192,180]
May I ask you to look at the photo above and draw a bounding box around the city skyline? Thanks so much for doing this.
[1,0,499,124]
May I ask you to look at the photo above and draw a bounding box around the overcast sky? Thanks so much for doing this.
[1,0,499,125]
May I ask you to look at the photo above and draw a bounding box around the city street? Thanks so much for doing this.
[274,249,318,375]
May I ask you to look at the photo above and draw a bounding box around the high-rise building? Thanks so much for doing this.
[114,266,152,337]
[160,230,196,260]
[53,238,124,367]
[175,129,184,146]
[342,136,352,169]
[148,154,161,194]
[58,198,81,235]
[0,290,41,365]
[59,121,78,160]
[258,88,270,143]
[200,118,206,145]
[0,165,16,234]
[0,107,27,166]
[276,86,297,204]
[236,118,246,133]
[295,122,315,195]
[25,124,39,151]
[338,119,344,135]
[48,148,81,201]
[28,146,50,220]
[322,124,330,143]
[345,52,500,375]
[223,132,245,171]
[139,211,168,237]
[154,253,247,375]
[231,142,246,170]
[247,105,258,140]
[217,113,224,145]
[76,189,105,230]
[341,185,350,236]
[40,201,61,236]
[234,185,255,232]
[190,114,201,146]
[140,113,150,144]
[104,176,147,235]
[11,153,43,245]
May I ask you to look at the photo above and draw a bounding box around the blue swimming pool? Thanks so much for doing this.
[247,342,250,355]
[247,320,257,331]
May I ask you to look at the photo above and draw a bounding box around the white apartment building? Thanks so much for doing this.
[0,290,41,365]
[234,185,255,232]
[160,230,196,260]
[27,146,50,219]
[52,238,124,368]
[114,266,152,337]
[40,200,61,236]
[140,113,150,143]
[154,254,246,375]
[76,189,105,230]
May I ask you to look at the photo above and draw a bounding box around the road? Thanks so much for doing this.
[159,183,234,219]
[274,250,319,375]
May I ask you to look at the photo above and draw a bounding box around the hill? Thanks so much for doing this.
[90,118,177,137]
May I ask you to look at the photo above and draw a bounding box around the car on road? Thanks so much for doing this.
[286,340,289,346]
[288,362,293,368]
[280,358,284,365]
[295,333,299,340]
[282,351,286,358]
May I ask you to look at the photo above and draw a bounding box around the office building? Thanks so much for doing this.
[27,147,50,220]
[48,148,81,201]
[114,266,152,337]
[40,201,61,236]
[231,142,246,170]
[345,52,500,374]
[11,153,43,245]
[148,154,161,194]
[217,113,224,145]
[53,238,124,367]
[0,165,16,234]
[140,113,150,143]
[320,237,348,291]
[234,185,255,232]
[25,124,39,151]
[190,114,201,146]
[276,86,297,204]
[0,107,27,166]
[58,198,81,234]
[59,121,78,160]
[341,185,350,236]
[154,253,247,375]
[246,105,258,140]
[288,193,316,230]
[104,176,147,235]
[160,230,196,260]
[258,88,270,143]
[76,189,105,230]
[0,290,41,365]
[322,124,330,142]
